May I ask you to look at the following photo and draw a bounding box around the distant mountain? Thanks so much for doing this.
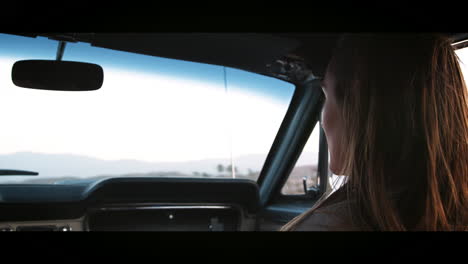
[0,151,318,184]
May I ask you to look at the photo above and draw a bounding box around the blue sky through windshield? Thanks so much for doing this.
[0,33,297,183]
[0,33,293,104]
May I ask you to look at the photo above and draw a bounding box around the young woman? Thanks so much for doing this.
[282,34,468,231]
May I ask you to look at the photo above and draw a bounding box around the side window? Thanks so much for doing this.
[455,46,468,85]
[281,124,321,195]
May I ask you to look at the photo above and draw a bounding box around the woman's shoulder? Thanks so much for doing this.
[290,186,410,231]
[293,199,363,231]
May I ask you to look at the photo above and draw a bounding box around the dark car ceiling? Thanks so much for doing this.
[14,32,468,80]
[87,33,303,73]
[13,33,341,78]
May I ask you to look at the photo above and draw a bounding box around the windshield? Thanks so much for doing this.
[0,34,295,184]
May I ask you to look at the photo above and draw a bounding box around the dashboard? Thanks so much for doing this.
[0,177,259,231]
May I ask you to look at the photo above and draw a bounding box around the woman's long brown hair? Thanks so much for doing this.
[282,34,468,231]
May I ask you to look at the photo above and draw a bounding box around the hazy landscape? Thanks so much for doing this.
[0,152,318,193]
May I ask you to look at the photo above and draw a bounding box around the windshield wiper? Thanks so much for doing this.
[0,169,39,176]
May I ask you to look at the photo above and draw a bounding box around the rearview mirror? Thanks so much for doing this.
[12,60,104,91]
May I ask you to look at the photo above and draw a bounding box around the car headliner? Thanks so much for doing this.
[11,33,468,80]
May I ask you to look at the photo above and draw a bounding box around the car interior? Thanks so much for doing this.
[0,32,467,232]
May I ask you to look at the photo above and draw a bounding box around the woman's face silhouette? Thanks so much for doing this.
[321,66,345,175]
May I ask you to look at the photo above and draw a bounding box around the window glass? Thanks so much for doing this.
[0,34,295,184]
[455,46,468,84]
[281,125,320,195]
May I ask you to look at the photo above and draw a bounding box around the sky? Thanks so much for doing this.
[0,33,308,166]
[0,34,294,102]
